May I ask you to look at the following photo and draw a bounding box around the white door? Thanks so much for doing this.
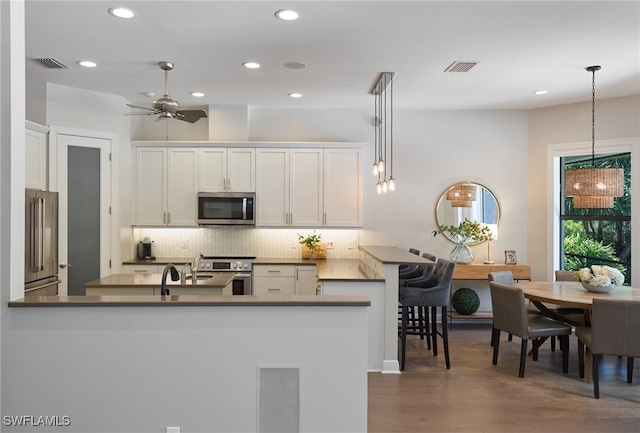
[54,131,112,295]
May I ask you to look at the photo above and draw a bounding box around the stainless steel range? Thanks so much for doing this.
[195,256,254,295]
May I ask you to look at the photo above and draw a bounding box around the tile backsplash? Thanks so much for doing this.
[134,227,360,259]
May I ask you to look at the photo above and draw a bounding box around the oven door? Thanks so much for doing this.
[197,192,255,225]
[231,273,252,295]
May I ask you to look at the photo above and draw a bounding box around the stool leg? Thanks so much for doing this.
[441,306,450,369]
[423,306,431,350]
[431,306,438,357]
[627,357,634,383]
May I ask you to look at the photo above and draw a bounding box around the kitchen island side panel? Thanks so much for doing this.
[2,305,368,433]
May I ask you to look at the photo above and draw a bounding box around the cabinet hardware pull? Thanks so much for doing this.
[267,270,280,273]
[267,288,280,291]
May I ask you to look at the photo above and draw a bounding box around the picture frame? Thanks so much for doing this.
[504,250,517,265]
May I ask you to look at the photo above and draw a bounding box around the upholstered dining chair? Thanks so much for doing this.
[555,270,577,281]
[489,281,572,378]
[488,271,515,345]
[399,258,455,370]
[575,298,640,398]
[553,269,587,330]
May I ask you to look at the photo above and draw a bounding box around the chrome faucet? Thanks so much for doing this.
[161,263,180,295]
[192,253,204,285]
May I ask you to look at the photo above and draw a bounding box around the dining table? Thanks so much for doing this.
[514,280,640,383]
[515,280,640,326]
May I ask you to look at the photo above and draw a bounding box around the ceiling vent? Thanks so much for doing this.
[444,61,479,73]
[29,58,70,69]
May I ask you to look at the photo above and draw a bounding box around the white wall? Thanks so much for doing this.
[527,95,640,281]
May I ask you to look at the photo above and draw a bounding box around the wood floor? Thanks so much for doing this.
[368,322,640,433]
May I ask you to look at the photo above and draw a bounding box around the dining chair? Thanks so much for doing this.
[489,281,572,378]
[553,269,587,329]
[575,298,640,398]
[488,271,515,345]
[555,270,576,281]
[399,258,455,370]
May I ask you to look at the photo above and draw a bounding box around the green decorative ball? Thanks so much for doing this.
[451,288,480,315]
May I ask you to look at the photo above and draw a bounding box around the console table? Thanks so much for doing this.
[453,263,531,280]
[449,263,531,322]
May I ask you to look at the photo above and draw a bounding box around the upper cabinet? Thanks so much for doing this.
[256,147,362,227]
[25,123,49,190]
[323,149,362,227]
[199,147,255,192]
[135,147,198,226]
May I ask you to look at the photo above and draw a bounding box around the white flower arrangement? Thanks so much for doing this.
[577,265,625,287]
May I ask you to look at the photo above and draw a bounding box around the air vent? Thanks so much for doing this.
[29,58,70,69]
[444,61,479,73]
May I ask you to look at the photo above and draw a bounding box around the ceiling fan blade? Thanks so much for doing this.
[126,103,156,112]
[175,109,208,123]
[125,111,158,116]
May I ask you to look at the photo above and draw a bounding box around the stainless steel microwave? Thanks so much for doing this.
[197,192,255,225]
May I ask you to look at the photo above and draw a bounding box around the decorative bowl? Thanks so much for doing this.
[581,281,616,293]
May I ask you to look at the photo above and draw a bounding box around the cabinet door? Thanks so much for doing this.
[256,149,289,226]
[295,266,318,295]
[198,148,227,192]
[324,148,362,227]
[136,147,167,225]
[25,128,47,190]
[167,148,199,225]
[227,148,255,192]
[290,149,323,226]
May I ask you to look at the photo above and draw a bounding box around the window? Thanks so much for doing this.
[560,153,631,283]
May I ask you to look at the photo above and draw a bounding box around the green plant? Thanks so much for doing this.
[432,218,493,244]
[297,232,322,253]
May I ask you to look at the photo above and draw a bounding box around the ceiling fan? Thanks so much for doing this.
[126,62,207,123]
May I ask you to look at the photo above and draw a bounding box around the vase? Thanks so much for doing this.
[450,242,474,265]
[581,281,616,293]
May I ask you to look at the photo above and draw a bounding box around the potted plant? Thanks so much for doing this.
[298,232,323,259]
[432,218,493,264]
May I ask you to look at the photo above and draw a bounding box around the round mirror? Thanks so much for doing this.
[435,182,500,245]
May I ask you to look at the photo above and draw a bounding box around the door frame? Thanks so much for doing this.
[49,126,119,295]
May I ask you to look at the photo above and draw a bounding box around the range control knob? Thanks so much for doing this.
[243,263,249,269]
[231,263,238,269]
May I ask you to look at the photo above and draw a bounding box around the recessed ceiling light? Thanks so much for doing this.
[242,62,261,69]
[534,90,549,95]
[283,61,307,70]
[288,93,303,98]
[108,7,136,19]
[77,60,97,68]
[190,92,205,97]
[275,9,300,21]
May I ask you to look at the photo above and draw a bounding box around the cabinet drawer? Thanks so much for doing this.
[253,265,295,277]
[123,264,159,274]
[253,277,295,295]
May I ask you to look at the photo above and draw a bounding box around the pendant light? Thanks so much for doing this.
[564,66,624,209]
[370,72,396,194]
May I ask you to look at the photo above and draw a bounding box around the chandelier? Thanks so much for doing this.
[370,72,395,194]
[564,66,624,209]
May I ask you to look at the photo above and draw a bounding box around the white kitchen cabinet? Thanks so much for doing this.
[135,147,198,225]
[199,147,255,192]
[252,265,295,296]
[323,148,362,227]
[252,264,318,296]
[295,265,319,295]
[25,123,48,190]
[122,264,161,274]
[256,148,323,226]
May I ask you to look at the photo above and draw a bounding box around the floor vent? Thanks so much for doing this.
[29,58,70,69]
[444,61,479,73]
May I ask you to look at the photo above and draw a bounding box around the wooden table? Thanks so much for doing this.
[515,281,640,326]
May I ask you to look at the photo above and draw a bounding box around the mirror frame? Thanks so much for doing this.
[435,181,501,245]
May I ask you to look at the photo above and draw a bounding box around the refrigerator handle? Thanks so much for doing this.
[35,197,45,272]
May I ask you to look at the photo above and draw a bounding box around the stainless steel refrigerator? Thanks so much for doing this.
[24,189,60,296]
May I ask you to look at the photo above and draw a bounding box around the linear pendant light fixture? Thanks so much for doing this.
[370,72,396,194]
[564,66,624,209]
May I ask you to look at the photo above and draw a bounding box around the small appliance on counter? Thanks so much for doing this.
[137,236,155,260]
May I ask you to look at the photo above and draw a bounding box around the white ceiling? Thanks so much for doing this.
[25,1,640,112]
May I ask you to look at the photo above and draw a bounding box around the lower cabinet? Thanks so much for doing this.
[253,264,318,296]
[122,263,189,274]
